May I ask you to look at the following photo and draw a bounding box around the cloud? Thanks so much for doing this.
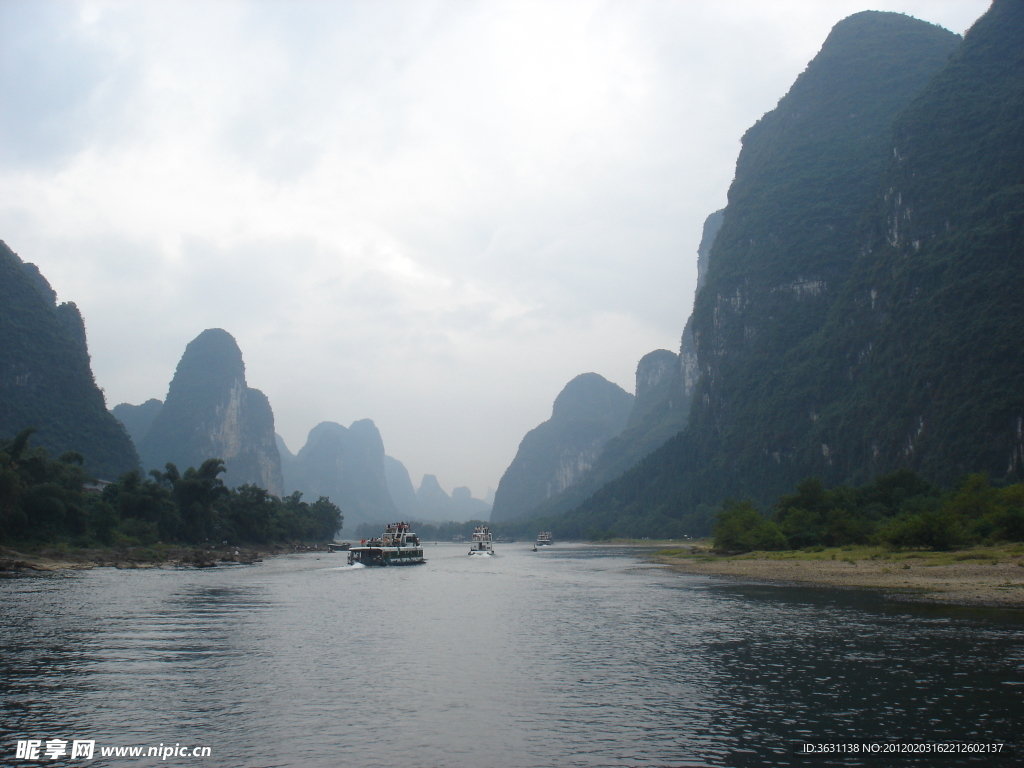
[0,0,990,495]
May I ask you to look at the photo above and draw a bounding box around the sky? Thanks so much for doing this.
[0,0,991,499]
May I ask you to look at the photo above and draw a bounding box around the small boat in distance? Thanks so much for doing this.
[348,522,426,566]
[468,526,495,556]
[536,531,553,547]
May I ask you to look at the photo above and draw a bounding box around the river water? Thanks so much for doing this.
[2,542,1022,767]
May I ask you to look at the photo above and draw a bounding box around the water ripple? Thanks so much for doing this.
[2,545,1021,767]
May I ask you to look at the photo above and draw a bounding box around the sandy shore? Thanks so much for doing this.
[654,546,1024,609]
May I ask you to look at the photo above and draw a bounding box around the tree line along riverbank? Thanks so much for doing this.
[712,470,1024,553]
[1,429,342,553]
[648,467,1024,609]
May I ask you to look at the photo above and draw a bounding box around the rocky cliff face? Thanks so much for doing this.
[562,10,1003,536]
[490,373,633,522]
[284,419,397,530]
[693,209,722,297]
[0,241,138,478]
[676,10,970,500]
[139,329,283,495]
[678,209,724,404]
[625,349,680,431]
[241,388,283,494]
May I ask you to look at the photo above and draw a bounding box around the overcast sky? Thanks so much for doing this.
[0,0,990,498]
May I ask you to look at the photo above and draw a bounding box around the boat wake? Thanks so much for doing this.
[327,562,366,571]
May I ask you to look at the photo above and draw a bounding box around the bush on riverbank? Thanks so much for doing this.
[0,429,342,547]
[713,470,1024,553]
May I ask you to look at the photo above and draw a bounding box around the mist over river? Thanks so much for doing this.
[2,543,1022,767]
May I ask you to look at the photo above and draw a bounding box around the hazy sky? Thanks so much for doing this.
[0,0,989,497]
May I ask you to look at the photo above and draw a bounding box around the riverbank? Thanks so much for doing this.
[0,541,334,571]
[653,542,1024,608]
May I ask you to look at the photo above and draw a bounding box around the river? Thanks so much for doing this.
[2,542,1021,767]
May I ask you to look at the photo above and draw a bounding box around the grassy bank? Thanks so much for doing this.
[653,541,1024,608]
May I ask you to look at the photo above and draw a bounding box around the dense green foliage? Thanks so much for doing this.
[786,0,1024,486]
[0,430,341,547]
[712,470,1024,552]
[562,6,1024,538]
[0,241,139,479]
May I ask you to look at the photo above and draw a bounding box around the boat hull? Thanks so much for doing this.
[348,547,426,566]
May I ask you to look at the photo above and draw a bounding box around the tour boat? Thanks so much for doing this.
[536,531,553,546]
[348,522,426,566]
[468,526,495,556]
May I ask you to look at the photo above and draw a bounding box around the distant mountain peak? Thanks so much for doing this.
[139,328,282,494]
[283,419,397,529]
[490,373,633,522]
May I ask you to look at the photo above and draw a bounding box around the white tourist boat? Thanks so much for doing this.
[468,526,495,556]
[536,531,553,546]
[348,522,425,566]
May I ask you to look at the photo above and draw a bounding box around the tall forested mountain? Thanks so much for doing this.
[283,419,397,530]
[111,398,163,446]
[0,241,138,478]
[788,0,1024,483]
[561,9,994,537]
[490,373,633,522]
[139,329,284,495]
